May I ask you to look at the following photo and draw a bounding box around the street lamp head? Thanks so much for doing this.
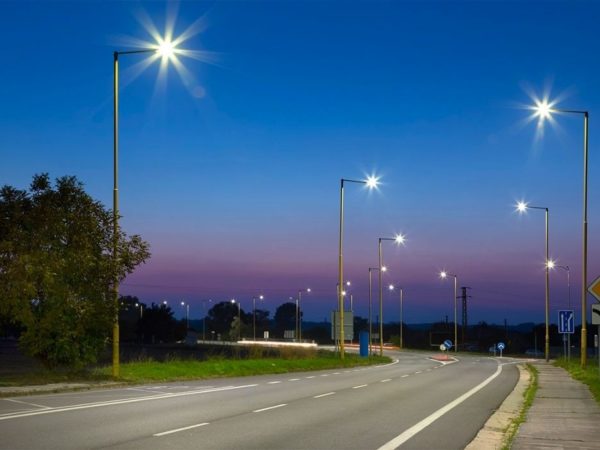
[365,175,380,190]
[341,290,347,297]
[181,301,185,306]
[345,280,351,287]
[533,99,554,121]
[394,233,406,245]
[440,271,448,279]
[388,284,394,291]
[259,295,264,300]
[516,201,528,213]
[306,288,311,293]
[230,299,236,304]
[546,259,555,269]
[156,39,176,59]
[381,266,387,272]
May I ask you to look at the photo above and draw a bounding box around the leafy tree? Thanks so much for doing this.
[206,301,250,341]
[274,302,296,338]
[138,303,185,344]
[0,174,150,368]
[118,295,144,342]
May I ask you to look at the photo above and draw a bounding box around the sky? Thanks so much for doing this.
[1,0,599,326]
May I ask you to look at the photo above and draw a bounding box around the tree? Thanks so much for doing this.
[206,301,249,341]
[138,303,185,344]
[0,174,150,368]
[274,302,296,338]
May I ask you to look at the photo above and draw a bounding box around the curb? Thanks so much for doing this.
[465,364,530,450]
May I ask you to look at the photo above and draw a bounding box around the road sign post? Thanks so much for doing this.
[592,304,600,375]
[497,342,505,357]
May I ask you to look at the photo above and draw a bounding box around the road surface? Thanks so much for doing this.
[0,351,519,449]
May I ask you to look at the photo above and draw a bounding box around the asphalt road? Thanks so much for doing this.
[0,351,519,449]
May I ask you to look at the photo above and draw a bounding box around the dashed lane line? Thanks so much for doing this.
[267,381,281,384]
[253,404,287,413]
[352,384,368,389]
[313,392,335,398]
[380,379,392,383]
[154,422,209,437]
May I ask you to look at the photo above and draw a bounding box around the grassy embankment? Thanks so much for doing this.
[0,348,391,386]
[554,357,600,405]
[501,364,539,450]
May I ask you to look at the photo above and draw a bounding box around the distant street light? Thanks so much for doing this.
[378,234,405,356]
[516,201,551,362]
[180,301,189,329]
[253,295,264,341]
[111,38,182,377]
[389,284,404,349]
[440,271,458,352]
[338,175,379,359]
[530,100,589,367]
[368,266,386,355]
[231,299,241,341]
[134,302,144,319]
[296,288,311,341]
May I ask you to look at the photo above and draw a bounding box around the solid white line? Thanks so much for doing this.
[376,364,503,450]
[380,379,392,383]
[154,422,209,436]
[0,384,258,421]
[314,392,335,398]
[352,384,368,389]
[253,404,287,413]
[267,381,281,384]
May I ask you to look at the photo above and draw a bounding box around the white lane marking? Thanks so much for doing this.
[401,374,409,378]
[253,404,287,413]
[306,376,316,379]
[380,379,392,383]
[314,392,335,398]
[154,422,209,437]
[3,398,50,409]
[352,384,368,389]
[377,364,503,450]
[0,384,258,421]
[415,371,422,374]
[320,374,329,377]
[267,381,281,384]
[127,387,170,394]
[288,378,300,382]
[333,372,341,375]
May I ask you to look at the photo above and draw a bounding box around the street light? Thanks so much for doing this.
[531,100,589,367]
[180,301,189,330]
[111,40,182,377]
[296,288,311,341]
[253,295,264,341]
[368,266,386,355]
[389,284,404,349]
[134,302,144,318]
[338,175,380,359]
[516,201,551,362]
[378,234,405,356]
[231,299,241,341]
[440,271,458,353]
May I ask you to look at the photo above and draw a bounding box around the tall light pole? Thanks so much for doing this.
[368,266,385,355]
[338,176,379,359]
[112,41,178,377]
[517,201,551,362]
[252,295,264,341]
[296,288,311,341]
[531,100,589,367]
[231,299,241,341]
[552,263,572,361]
[389,284,404,349]
[440,271,458,352]
[202,299,212,341]
[378,234,405,356]
[180,301,189,330]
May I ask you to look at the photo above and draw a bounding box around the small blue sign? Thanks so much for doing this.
[497,342,505,351]
[558,310,575,334]
[443,339,453,349]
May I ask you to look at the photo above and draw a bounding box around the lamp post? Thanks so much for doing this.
[180,301,189,330]
[440,271,458,353]
[553,263,572,361]
[253,295,264,341]
[134,302,144,319]
[338,176,379,359]
[112,41,178,377]
[389,284,404,349]
[531,101,589,367]
[517,201,551,362]
[202,299,212,341]
[368,266,385,355]
[231,299,241,341]
[296,288,311,341]
[378,234,405,356]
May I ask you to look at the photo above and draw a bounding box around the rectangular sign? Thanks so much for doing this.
[592,304,600,325]
[331,311,354,340]
[558,310,575,334]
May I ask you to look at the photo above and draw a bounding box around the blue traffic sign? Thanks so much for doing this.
[497,342,505,351]
[558,310,575,334]
[443,339,453,349]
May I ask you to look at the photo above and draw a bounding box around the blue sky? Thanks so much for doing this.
[1,1,599,325]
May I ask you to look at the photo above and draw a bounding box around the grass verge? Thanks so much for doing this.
[554,357,600,405]
[501,364,538,450]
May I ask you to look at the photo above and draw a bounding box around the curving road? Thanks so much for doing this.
[0,351,520,449]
